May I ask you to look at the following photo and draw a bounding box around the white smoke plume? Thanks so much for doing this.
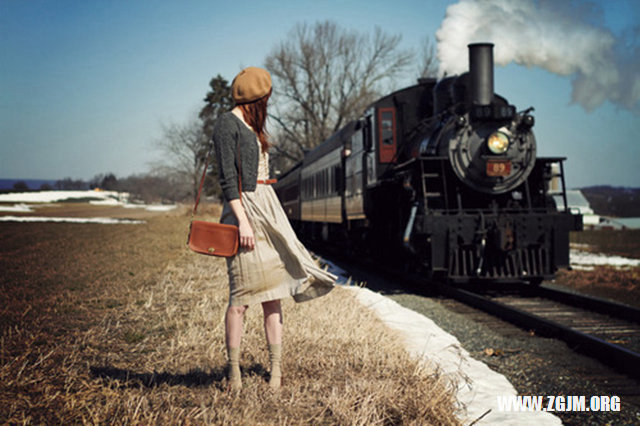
[436,0,640,113]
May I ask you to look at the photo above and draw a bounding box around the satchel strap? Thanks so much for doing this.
[192,138,242,217]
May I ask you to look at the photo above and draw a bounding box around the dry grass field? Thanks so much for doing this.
[571,229,640,260]
[554,230,640,308]
[0,204,459,424]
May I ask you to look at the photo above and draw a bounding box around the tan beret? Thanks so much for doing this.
[232,67,272,104]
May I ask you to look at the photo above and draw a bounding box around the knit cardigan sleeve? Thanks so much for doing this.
[212,114,240,202]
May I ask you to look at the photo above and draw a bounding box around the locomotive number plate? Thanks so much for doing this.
[486,159,511,177]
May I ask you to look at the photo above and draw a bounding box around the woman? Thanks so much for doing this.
[212,67,337,391]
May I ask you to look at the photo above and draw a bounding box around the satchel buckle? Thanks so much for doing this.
[208,247,215,254]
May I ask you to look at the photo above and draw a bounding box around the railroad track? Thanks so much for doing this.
[311,242,640,381]
[430,281,640,381]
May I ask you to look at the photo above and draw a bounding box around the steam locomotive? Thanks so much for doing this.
[273,43,582,284]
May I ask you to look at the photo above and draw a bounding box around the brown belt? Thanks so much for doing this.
[257,179,277,185]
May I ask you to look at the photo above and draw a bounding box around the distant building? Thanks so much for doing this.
[553,190,598,225]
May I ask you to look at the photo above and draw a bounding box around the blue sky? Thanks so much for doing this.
[1,0,638,188]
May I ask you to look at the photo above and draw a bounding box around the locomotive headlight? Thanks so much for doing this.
[487,131,510,154]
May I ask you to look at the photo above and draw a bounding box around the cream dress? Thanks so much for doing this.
[220,136,337,306]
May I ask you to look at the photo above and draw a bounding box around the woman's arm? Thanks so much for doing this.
[212,114,254,250]
[212,115,241,202]
[229,199,255,251]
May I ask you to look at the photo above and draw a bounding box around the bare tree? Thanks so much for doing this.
[265,21,414,170]
[151,118,211,202]
[418,36,439,79]
[54,178,87,190]
[119,173,187,204]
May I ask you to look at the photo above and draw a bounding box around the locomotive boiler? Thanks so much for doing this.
[274,43,582,284]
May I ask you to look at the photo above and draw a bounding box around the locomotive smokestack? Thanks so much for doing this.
[468,43,494,106]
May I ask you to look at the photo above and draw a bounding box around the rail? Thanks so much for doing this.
[431,282,640,381]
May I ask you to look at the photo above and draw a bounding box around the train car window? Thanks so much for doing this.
[329,168,333,194]
[322,170,325,196]
[378,107,397,163]
[351,130,363,153]
[325,169,329,196]
[381,112,394,145]
[325,169,329,195]
[363,116,372,151]
[323,169,326,196]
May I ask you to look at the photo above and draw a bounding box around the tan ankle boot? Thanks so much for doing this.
[268,343,282,390]
[227,346,242,391]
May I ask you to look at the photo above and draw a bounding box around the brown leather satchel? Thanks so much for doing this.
[187,142,242,257]
[187,220,239,256]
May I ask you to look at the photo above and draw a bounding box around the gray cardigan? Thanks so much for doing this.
[212,112,260,202]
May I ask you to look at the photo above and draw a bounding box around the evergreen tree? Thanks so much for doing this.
[200,74,234,140]
[198,74,234,199]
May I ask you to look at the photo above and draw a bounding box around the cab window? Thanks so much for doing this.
[378,107,397,163]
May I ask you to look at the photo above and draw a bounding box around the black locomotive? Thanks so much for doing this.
[273,43,582,284]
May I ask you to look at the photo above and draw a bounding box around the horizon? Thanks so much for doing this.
[2,178,639,192]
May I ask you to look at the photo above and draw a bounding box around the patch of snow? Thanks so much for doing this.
[349,287,562,425]
[0,216,145,224]
[144,204,177,212]
[0,191,176,212]
[0,190,127,203]
[319,258,560,424]
[0,203,34,212]
[123,203,177,211]
[570,249,640,270]
[570,243,591,249]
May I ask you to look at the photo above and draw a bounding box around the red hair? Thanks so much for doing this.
[238,89,271,153]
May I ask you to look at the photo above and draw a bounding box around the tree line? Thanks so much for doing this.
[4,174,189,205]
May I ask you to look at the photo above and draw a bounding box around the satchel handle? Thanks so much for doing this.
[192,138,242,217]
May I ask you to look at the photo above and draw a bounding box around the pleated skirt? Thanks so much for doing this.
[219,184,337,306]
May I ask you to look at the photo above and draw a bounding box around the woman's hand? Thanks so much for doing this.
[238,220,255,251]
[229,198,254,251]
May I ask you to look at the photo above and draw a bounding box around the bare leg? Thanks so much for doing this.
[262,299,282,389]
[261,299,282,344]
[225,304,248,347]
[225,304,248,391]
